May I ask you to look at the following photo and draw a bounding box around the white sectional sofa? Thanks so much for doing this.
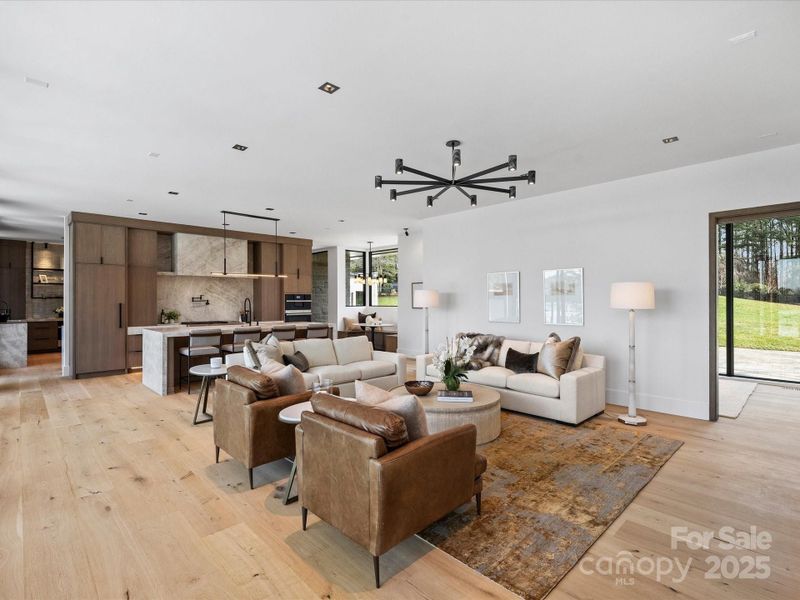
[417,338,605,425]
[226,335,406,397]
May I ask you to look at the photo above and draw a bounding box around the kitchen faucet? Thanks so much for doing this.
[243,297,252,325]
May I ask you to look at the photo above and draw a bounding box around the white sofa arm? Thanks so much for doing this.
[373,350,407,384]
[559,367,606,424]
[415,353,435,381]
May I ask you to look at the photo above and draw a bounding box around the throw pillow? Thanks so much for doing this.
[243,339,261,369]
[354,380,392,405]
[311,393,408,449]
[270,364,307,396]
[226,366,279,402]
[358,311,376,324]
[505,347,538,374]
[373,394,429,441]
[537,336,579,380]
[259,358,285,375]
[251,334,283,365]
[543,332,583,372]
[343,317,363,332]
[365,315,382,326]
[283,351,309,372]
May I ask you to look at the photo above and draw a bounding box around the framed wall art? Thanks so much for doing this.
[543,268,584,326]
[487,271,520,323]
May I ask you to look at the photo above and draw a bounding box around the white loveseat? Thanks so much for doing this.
[226,335,406,397]
[417,339,605,425]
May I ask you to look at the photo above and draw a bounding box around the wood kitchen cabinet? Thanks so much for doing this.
[74,263,127,375]
[0,240,26,320]
[73,223,126,265]
[253,241,283,321]
[127,229,157,328]
[282,243,312,294]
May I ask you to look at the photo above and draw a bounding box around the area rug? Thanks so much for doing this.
[718,378,757,418]
[418,411,682,600]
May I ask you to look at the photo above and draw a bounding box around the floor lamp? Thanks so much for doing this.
[610,282,655,426]
[414,289,439,354]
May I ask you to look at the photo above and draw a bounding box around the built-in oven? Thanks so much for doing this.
[284,293,312,322]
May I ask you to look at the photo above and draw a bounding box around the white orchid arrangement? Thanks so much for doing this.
[432,336,475,391]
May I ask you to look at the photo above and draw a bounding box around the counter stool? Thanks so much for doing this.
[305,324,330,339]
[271,324,297,341]
[221,326,262,355]
[178,329,222,394]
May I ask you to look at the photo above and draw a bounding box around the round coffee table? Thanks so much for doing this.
[390,382,501,445]
[188,364,227,425]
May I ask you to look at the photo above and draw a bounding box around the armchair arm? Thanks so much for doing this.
[368,424,476,556]
[415,353,436,381]
[559,367,606,424]
[373,350,407,384]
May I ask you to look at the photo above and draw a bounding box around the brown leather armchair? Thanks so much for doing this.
[295,395,486,588]
[214,377,325,489]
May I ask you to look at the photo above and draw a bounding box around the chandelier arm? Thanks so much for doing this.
[468,174,531,184]
[380,179,444,185]
[459,182,510,194]
[396,183,447,196]
[431,186,451,200]
[401,165,451,184]
[454,186,473,200]
[455,162,510,183]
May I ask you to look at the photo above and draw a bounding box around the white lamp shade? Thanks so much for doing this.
[414,289,440,308]
[610,282,655,310]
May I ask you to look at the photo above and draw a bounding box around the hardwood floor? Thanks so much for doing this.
[1,355,798,599]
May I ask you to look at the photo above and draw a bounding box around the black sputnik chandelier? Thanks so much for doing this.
[375,140,535,208]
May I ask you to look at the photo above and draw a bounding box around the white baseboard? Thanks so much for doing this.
[606,387,709,420]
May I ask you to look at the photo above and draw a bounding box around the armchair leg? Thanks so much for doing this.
[373,555,380,589]
[215,446,220,464]
[301,507,308,531]
[248,468,254,490]
[476,492,482,516]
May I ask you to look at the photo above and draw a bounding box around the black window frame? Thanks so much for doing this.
[368,247,399,307]
[345,249,366,307]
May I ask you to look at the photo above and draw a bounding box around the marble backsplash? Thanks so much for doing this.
[173,233,247,276]
[157,275,253,322]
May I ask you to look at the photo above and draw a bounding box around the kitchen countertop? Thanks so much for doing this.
[130,321,333,336]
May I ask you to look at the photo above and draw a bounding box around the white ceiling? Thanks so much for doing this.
[1,1,799,246]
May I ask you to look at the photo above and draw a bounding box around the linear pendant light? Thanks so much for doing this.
[210,210,288,278]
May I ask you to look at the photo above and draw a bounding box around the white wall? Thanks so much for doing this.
[417,143,800,420]
[397,229,425,356]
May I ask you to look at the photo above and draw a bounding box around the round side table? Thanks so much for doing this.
[188,364,228,425]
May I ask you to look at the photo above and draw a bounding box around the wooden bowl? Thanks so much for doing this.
[404,380,434,396]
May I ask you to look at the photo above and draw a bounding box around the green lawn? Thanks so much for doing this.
[718,296,800,352]
[376,296,397,307]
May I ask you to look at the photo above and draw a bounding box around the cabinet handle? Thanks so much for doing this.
[119,303,123,328]
[100,256,104,264]
[297,268,300,279]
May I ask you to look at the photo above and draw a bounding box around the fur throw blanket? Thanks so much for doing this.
[456,332,505,370]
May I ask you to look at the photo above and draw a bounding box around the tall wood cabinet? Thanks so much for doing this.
[72,223,127,376]
[127,229,157,327]
[253,241,283,321]
[283,243,312,294]
[0,240,26,320]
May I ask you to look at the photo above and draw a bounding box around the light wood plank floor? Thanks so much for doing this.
[1,355,798,599]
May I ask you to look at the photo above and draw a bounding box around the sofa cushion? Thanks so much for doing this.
[301,371,320,389]
[226,366,279,402]
[498,339,532,367]
[307,364,363,385]
[292,338,337,368]
[506,372,560,398]
[504,347,538,374]
[311,393,408,449]
[270,364,307,396]
[466,366,515,388]
[333,336,373,365]
[347,360,395,380]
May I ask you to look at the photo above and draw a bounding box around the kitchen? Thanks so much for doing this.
[64,212,332,392]
[0,240,64,369]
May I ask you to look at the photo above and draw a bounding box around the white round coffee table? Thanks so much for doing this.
[188,364,227,425]
[391,382,501,445]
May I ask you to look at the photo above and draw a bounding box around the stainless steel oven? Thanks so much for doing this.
[284,294,312,322]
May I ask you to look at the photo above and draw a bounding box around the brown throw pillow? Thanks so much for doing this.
[358,311,376,324]
[311,393,409,449]
[226,365,279,402]
[505,347,538,374]
[283,351,309,372]
[537,337,579,380]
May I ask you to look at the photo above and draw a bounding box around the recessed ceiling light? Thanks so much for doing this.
[729,30,757,45]
[24,76,49,88]
[662,136,679,144]
[148,152,160,158]
[265,207,275,211]
[138,212,148,216]
[232,144,248,151]
[318,81,340,94]
[338,219,345,223]
[126,199,134,202]
[168,191,179,195]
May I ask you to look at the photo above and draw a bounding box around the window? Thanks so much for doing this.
[369,248,398,307]
[345,250,366,307]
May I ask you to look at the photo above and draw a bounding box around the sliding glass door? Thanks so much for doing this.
[718,216,800,382]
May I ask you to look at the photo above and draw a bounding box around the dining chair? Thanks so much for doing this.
[221,326,262,355]
[271,324,297,341]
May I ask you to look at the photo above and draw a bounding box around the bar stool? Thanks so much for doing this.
[178,329,222,394]
[220,326,262,355]
[305,323,330,339]
[271,324,297,341]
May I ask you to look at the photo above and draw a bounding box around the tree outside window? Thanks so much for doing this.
[345,250,366,307]
[369,248,398,307]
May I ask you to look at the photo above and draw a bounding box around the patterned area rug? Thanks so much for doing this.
[418,411,682,600]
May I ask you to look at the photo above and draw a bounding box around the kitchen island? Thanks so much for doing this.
[140,321,332,395]
[0,321,27,368]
